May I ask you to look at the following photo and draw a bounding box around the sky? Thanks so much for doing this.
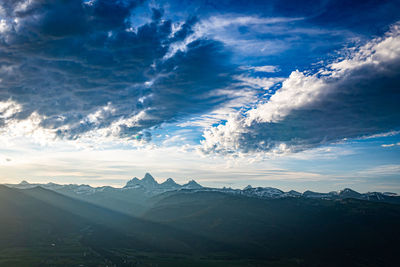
[0,0,400,193]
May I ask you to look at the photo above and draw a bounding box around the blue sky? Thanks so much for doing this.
[0,0,399,193]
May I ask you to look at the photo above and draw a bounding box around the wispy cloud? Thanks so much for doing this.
[382,143,400,148]
[356,165,400,177]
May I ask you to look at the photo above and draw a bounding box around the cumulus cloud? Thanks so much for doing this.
[201,23,400,154]
[0,0,238,141]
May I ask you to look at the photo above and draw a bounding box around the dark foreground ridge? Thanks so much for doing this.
[1,173,400,266]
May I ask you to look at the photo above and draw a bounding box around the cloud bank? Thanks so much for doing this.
[201,24,400,154]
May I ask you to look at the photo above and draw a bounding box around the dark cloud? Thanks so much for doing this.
[0,0,237,139]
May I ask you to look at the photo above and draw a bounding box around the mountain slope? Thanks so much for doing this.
[0,185,108,266]
[0,186,233,266]
[143,190,400,267]
[1,185,400,266]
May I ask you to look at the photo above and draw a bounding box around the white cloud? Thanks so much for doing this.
[0,100,22,119]
[382,144,395,147]
[329,23,400,73]
[358,131,400,140]
[245,70,325,124]
[381,142,400,148]
[0,101,153,149]
[0,19,10,33]
[85,103,116,124]
[0,112,57,146]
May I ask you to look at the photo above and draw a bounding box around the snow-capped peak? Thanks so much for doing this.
[182,180,203,189]
[141,173,159,187]
[160,178,180,189]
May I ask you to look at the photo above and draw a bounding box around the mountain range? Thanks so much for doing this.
[7,172,400,206]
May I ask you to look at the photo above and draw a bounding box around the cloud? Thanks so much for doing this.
[382,144,396,148]
[235,75,285,91]
[243,65,280,73]
[0,0,238,141]
[201,23,400,154]
[186,14,353,58]
[382,143,400,148]
[163,11,360,66]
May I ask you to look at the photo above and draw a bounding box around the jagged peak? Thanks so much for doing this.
[160,178,181,189]
[244,185,252,190]
[124,173,159,188]
[182,179,203,189]
[143,173,157,182]
[162,178,178,184]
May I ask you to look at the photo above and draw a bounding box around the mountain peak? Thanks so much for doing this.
[19,180,30,185]
[140,173,158,188]
[182,180,203,189]
[143,173,156,181]
[124,177,141,188]
[162,177,177,184]
[160,178,181,189]
[339,188,361,198]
